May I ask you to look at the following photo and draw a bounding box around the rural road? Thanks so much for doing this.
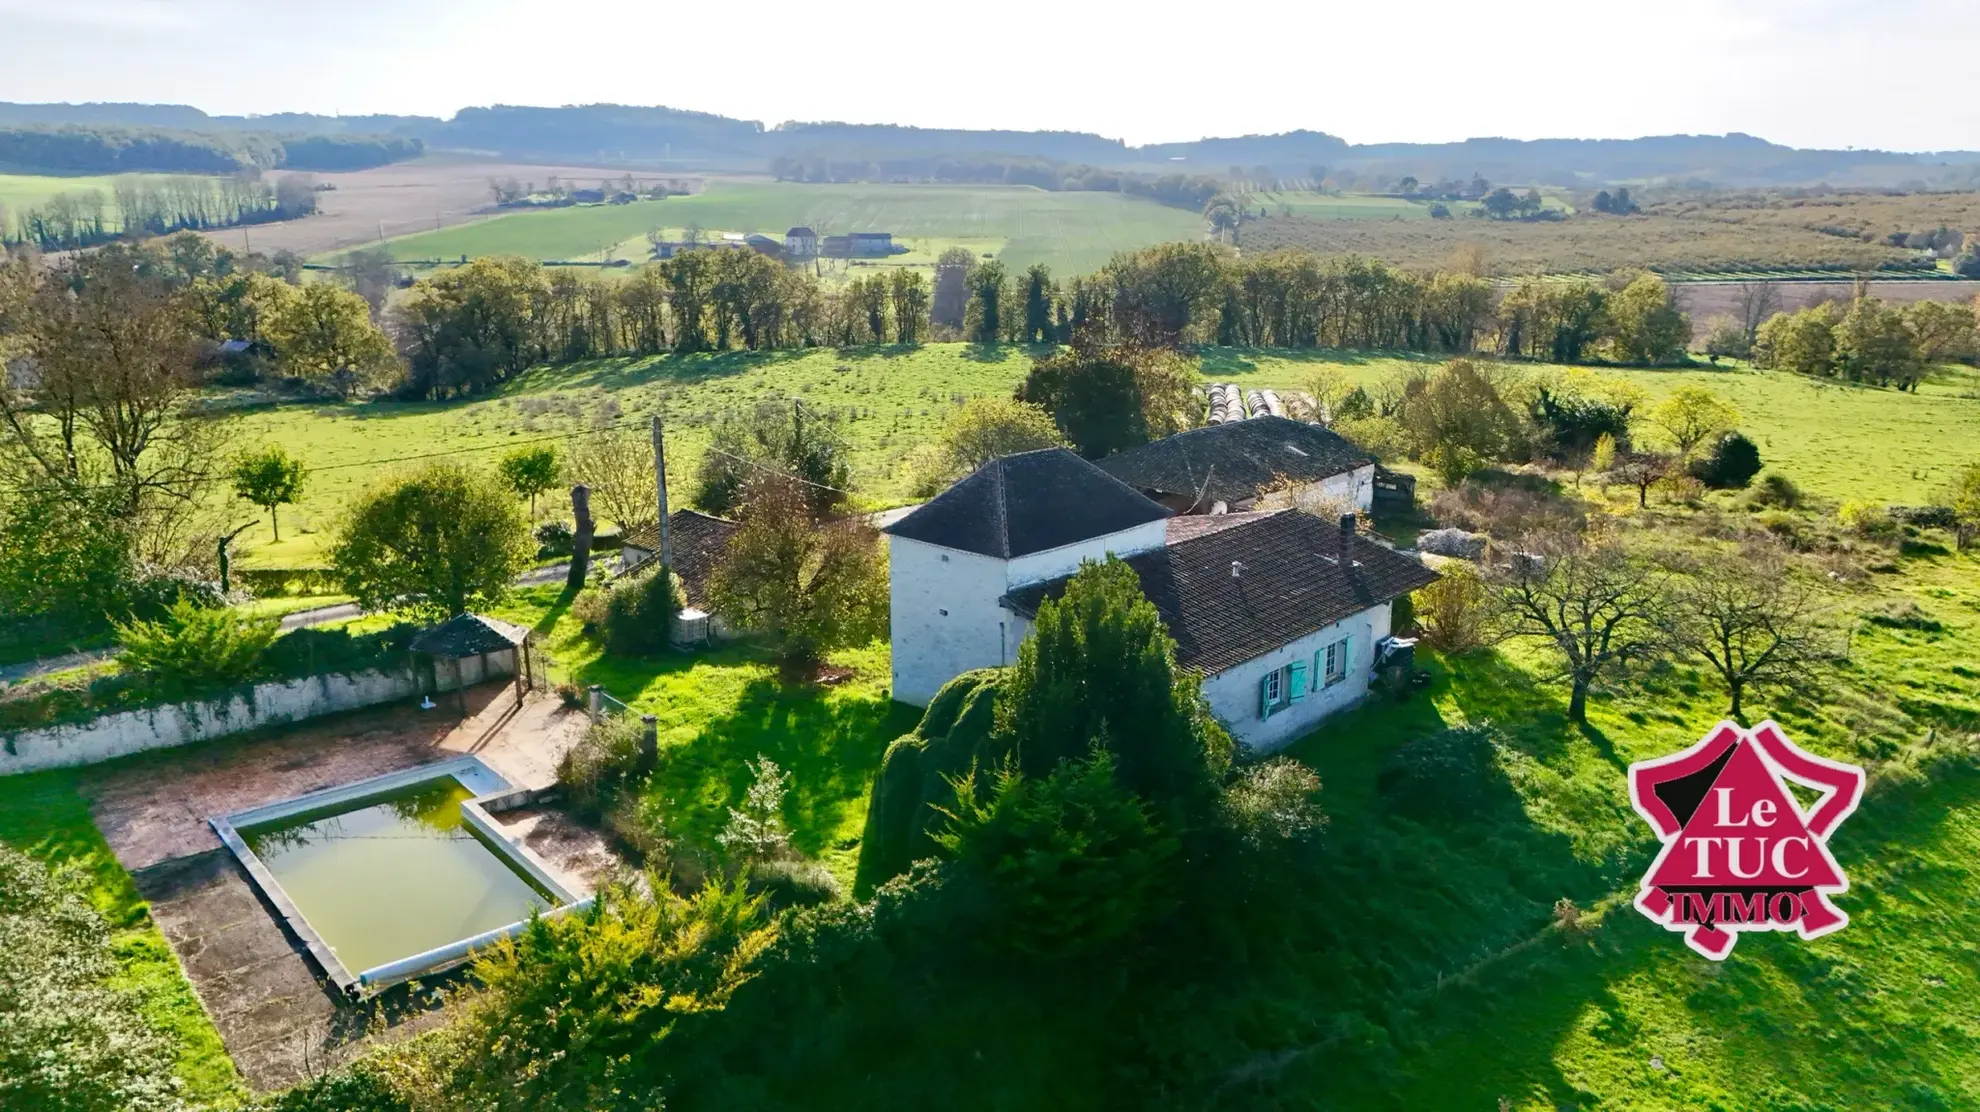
[0,563,577,687]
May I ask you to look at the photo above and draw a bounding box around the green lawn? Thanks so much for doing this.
[0,769,245,1107]
[212,345,1980,566]
[371,181,1208,278]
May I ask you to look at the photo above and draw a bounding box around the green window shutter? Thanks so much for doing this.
[1315,649,1326,683]
[1288,660,1308,702]
[1259,675,1273,719]
[1342,635,1353,678]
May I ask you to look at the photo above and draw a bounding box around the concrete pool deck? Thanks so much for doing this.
[85,684,624,1091]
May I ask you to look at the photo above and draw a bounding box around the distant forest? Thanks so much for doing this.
[6,101,1980,189]
[0,124,423,175]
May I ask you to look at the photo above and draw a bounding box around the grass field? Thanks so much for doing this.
[370,181,1209,278]
[210,345,1980,567]
[0,171,229,238]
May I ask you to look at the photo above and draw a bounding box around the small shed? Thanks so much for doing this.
[410,613,535,710]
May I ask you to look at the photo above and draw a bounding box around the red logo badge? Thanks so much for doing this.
[1629,721,1863,959]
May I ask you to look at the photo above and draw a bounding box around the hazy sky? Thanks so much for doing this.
[3,0,1975,151]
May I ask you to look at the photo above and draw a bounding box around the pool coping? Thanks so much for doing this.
[210,755,594,998]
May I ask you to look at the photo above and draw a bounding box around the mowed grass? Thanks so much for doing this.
[373,180,1206,277]
[215,345,1980,565]
[0,769,245,1106]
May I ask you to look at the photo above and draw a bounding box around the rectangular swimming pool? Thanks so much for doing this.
[212,757,588,996]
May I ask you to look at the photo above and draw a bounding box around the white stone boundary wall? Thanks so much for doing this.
[0,648,515,777]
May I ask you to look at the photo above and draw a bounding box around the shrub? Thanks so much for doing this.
[0,846,183,1112]
[1377,723,1509,821]
[1220,757,1326,848]
[855,669,1006,896]
[115,600,280,692]
[558,713,650,820]
[1429,473,1585,538]
[1839,499,1897,539]
[717,756,794,865]
[934,754,1181,959]
[1890,505,1956,530]
[600,567,682,657]
[1690,432,1763,489]
[535,520,575,558]
[1744,471,1803,510]
[745,857,844,911]
[1413,564,1495,654]
[259,622,417,679]
[572,586,613,633]
[1424,441,1484,487]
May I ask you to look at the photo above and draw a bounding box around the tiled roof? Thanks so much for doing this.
[410,613,529,657]
[883,448,1172,559]
[1096,415,1374,509]
[1003,510,1437,674]
[621,509,742,602]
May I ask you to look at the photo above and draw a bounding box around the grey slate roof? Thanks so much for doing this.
[1096,415,1374,509]
[883,448,1172,559]
[1003,510,1437,674]
[410,613,529,658]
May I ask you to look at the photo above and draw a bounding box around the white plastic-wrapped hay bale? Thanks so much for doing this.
[1260,389,1285,418]
[1245,389,1268,419]
[1284,391,1321,423]
[1208,383,1244,424]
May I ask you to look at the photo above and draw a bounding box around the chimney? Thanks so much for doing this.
[1338,512,1356,551]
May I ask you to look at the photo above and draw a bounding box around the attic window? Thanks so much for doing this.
[938,608,949,617]
[941,554,950,562]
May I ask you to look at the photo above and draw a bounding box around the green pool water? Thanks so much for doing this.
[241,777,552,975]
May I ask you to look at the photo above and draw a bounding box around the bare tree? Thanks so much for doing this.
[1608,451,1673,509]
[2,250,217,524]
[340,247,401,320]
[1665,549,1831,720]
[1487,531,1671,722]
[565,427,657,533]
[1734,281,1782,343]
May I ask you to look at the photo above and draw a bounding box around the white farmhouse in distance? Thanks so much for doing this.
[882,447,1434,751]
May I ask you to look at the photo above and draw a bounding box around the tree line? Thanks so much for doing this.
[0,123,421,175]
[386,243,1702,404]
[1,172,321,251]
[770,154,1224,211]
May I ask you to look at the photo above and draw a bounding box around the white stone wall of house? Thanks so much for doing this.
[1200,601,1393,752]
[888,536,1016,705]
[1003,519,1169,587]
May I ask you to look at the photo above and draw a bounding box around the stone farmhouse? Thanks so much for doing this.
[883,446,1435,751]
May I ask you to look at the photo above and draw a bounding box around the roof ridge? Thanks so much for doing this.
[992,456,1011,558]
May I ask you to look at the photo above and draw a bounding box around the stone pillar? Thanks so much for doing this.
[639,714,658,773]
[587,684,603,722]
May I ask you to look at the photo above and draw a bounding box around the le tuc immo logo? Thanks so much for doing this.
[1628,721,1864,960]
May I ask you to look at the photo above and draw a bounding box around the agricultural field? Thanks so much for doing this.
[0,171,222,238]
[370,180,1209,277]
[209,344,1980,567]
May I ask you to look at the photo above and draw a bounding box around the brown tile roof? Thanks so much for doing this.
[1003,510,1437,674]
[1096,415,1374,509]
[621,509,741,603]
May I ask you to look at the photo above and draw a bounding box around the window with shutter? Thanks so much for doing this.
[1288,660,1308,702]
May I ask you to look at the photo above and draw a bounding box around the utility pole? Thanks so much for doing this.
[651,414,671,569]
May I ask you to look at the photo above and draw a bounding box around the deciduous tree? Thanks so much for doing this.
[230,443,307,541]
[331,461,534,620]
[1649,386,1738,461]
[1663,550,1830,719]
[1487,531,1670,722]
[498,444,561,520]
[706,475,888,679]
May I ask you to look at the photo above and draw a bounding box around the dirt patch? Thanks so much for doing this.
[199,156,669,258]
[492,805,623,895]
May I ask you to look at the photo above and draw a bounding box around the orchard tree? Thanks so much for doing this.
[1664,549,1830,720]
[1947,461,1980,551]
[331,461,534,620]
[230,444,307,541]
[706,475,888,679]
[498,444,561,519]
[1487,530,1670,723]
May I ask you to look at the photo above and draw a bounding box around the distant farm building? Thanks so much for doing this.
[819,231,898,258]
[744,233,783,257]
[568,188,606,204]
[785,226,818,257]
